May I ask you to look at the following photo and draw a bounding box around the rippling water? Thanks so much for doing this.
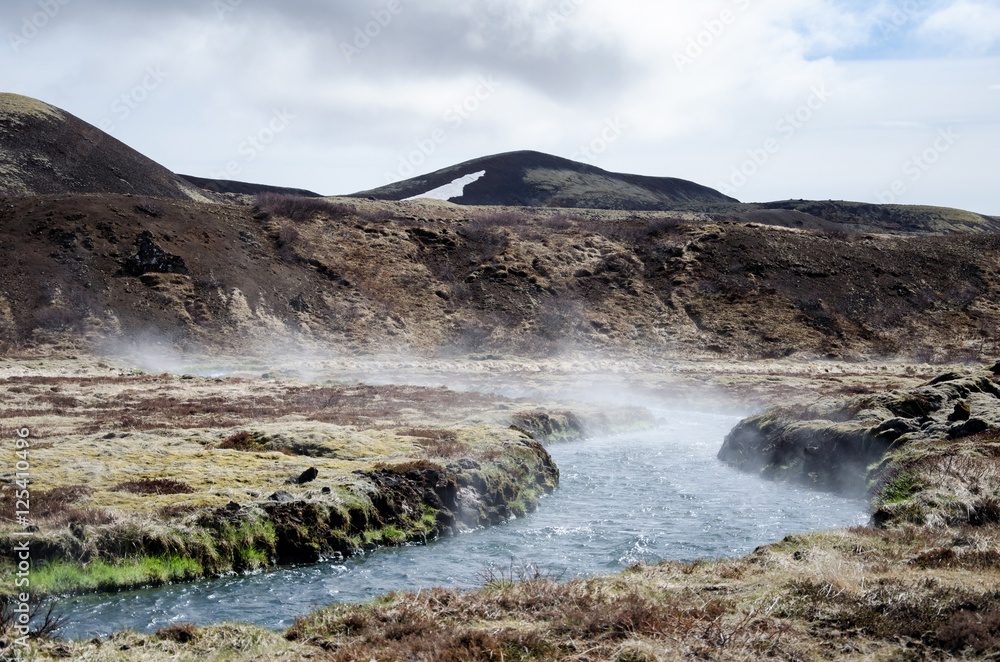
[56,410,867,640]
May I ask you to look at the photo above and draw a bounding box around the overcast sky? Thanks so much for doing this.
[2,0,998,212]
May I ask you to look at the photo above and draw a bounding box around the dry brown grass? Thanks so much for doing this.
[155,622,198,643]
[287,574,786,661]
[403,428,469,458]
[0,484,114,528]
[1,375,506,436]
[111,479,195,496]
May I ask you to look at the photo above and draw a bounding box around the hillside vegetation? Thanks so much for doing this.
[2,193,1000,363]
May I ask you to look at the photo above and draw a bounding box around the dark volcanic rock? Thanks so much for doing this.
[295,467,319,484]
[121,231,187,276]
[948,400,971,422]
[253,438,558,565]
[180,174,322,198]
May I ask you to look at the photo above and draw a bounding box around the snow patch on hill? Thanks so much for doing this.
[403,170,486,202]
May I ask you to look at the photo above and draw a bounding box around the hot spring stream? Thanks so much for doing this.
[56,410,867,640]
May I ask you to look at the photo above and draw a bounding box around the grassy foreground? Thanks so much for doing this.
[4,359,1000,660]
[12,525,1000,660]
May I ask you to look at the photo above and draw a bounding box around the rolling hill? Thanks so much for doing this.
[0,93,211,201]
[348,150,738,209]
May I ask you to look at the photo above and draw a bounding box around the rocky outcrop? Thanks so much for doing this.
[718,371,1000,497]
[121,230,188,276]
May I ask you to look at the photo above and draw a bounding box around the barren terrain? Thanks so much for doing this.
[2,92,999,660]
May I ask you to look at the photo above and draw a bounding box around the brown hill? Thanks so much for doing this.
[0,93,211,201]
[1,192,998,362]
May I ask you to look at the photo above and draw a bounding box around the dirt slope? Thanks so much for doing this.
[2,193,999,361]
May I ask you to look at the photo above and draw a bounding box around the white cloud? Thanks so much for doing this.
[918,0,1000,53]
[0,0,997,213]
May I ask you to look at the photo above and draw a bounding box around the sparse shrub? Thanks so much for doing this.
[111,478,195,495]
[356,207,399,223]
[159,504,198,519]
[275,225,301,262]
[219,430,257,451]
[254,193,354,223]
[0,599,67,639]
[372,459,446,474]
[936,609,1000,654]
[32,305,84,330]
[542,214,579,230]
[276,225,300,248]
[0,484,111,527]
[156,622,199,643]
[461,217,510,261]
[403,428,468,458]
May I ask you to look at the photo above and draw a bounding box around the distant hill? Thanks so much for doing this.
[180,175,322,198]
[754,199,1000,234]
[0,93,212,201]
[605,198,1000,235]
[347,150,738,209]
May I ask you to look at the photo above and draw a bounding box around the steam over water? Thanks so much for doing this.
[57,411,866,640]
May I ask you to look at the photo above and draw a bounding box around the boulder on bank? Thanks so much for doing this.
[718,371,1000,498]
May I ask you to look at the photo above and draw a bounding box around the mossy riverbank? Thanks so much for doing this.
[0,364,654,599]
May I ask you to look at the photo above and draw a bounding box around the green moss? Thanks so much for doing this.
[221,518,277,551]
[410,506,439,536]
[364,525,409,546]
[878,472,921,506]
[238,547,270,569]
[30,554,203,595]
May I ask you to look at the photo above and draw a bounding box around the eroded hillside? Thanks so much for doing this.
[1,192,999,361]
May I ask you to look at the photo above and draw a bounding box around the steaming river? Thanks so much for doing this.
[56,410,867,640]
